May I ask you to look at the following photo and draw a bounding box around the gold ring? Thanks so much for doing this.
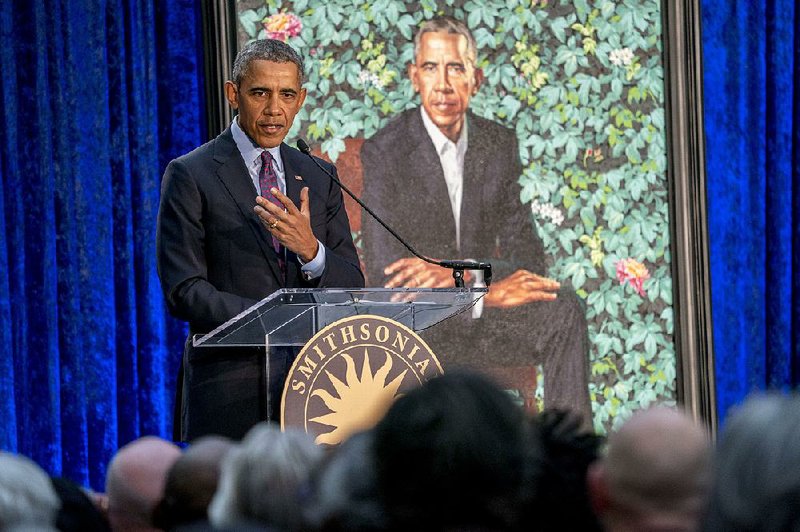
[269,219,279,229]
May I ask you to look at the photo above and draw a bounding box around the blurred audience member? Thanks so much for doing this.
[587,407,711,532]
[372,371,537,531]
[523,409,603,531]
[306,430,387,531]
[208,422,323,530]
[50,477,110,531]
[703,393,800,532]
[105,436,182,532]
[0,452,60,529]
[152,436,234,530]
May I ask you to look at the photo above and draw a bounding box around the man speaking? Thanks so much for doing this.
[361,17,591,420]
[157,39,363,441]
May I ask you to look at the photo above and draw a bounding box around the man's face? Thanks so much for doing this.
[225,60,307,148]
[409,31,483,142]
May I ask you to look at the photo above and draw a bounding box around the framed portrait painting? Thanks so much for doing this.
[200,0,714,434]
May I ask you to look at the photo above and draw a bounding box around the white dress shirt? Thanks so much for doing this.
[420,108,485,318]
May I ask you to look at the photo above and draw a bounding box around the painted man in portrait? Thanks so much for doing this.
[360,16,591,420]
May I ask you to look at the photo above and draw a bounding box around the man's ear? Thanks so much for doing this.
[224,81,239,110]
[296,87,308,110]
[586,462,611,516]
[407,63,419,93]
[472,67,485,95]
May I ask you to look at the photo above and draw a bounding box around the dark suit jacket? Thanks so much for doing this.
[157,127,363,440]
[360,108,546,287]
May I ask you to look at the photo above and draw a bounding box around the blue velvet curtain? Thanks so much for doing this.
[702,0,800,424]
[0,0,204,490]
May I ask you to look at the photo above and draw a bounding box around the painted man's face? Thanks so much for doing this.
[225,60,307,148]
[409,31,483,142]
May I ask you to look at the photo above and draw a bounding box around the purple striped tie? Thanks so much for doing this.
[259,151,285,275]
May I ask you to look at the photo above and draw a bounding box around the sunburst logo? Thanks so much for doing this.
[309,350,406,445]
[281,315,443,445]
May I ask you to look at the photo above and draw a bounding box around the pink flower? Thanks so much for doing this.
[616,258,650,297]
[262,12,302,42]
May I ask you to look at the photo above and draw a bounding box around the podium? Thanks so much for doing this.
[193,288,487,422]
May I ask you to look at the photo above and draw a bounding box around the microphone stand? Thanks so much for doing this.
[296,139,492,288]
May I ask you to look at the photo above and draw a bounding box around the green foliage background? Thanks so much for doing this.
[238,0,674,432]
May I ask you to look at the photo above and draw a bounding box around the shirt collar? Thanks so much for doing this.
[231,117,283,172]
[420,106,468,157]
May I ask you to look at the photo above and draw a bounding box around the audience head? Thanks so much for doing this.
[587,406,711,532]
[703,393,800,532]
[208,422,323,530]
[372,370,535,531]
[0,452,60,529]
[105,435,182,532]
[524,409,603,532]
[306,430,387,531]
[152,435,234,529]
[50,477,110,531]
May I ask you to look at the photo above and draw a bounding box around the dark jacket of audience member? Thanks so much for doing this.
[50,477,110,532]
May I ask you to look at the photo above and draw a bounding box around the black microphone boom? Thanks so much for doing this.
[296,139,492,287]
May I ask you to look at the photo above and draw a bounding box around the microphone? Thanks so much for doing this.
[296,139,492,287]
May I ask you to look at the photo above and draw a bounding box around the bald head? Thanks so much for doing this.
[589,407,712,532]
[106,436,182,532]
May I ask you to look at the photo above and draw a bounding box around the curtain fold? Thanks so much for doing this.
[0,0,202,489]
[702,0,799,424]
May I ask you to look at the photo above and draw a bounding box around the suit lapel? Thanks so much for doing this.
[213,129,284,283]
[281,143,304,211]
[407,111,458,246]
[462,112,488,251]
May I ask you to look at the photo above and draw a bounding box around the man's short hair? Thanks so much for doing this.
[231,39,305,85]
[414,16,478,64]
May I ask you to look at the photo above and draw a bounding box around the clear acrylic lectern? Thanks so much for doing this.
[192,287,487,348]
[192,288,487,420]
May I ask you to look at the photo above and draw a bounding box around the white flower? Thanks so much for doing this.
[531,200,564,226]
[609,47,634,67]
[358,69,384,89]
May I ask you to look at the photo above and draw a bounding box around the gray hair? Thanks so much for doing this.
[0,453,60,528]
[414,16,478,64]
[232,39,305,85]
[208,423,323,530]
[703,393,800,531]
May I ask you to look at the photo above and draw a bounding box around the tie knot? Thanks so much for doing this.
[260,150,274,165]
